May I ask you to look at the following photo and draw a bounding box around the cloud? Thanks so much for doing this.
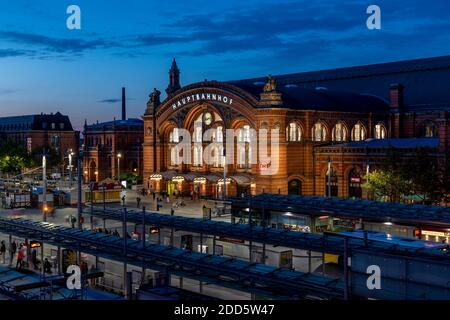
[0,89,17,95]
[0,48,34,58]
[0,31,119,55]
[97,98,134,104]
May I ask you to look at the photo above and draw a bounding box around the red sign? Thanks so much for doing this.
[259,162,271,171]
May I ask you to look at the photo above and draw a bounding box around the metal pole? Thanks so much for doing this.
[117,154,121,181]
[57,246,61,275]
[90,184,94,230]
[249,200,253,262]
[69,152,73,188]
[141,206,146,248]
[262,203,266,264]
[8,234,12,266]
[103,183,106,212]
[42,154,47,222]
[77,150,83,229]
[123,207,128,254]
[123,207,128,298]
[344,237,349,300]
[308,250,312,273]
[327,158,331,197]
[223,151,226,199]
[41,235,44,276]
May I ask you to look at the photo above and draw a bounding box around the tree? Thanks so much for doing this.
[363,169,412,202]
[0,142,35,176]
[363,147,446,204]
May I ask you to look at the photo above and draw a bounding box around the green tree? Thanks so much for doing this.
[0,142,35,176]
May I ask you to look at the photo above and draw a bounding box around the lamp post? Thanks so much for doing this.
[68,150,74,188]
[42,154,48,222]
[327,157,331,198]
[77,149,83,230]
[117,153,122,182]
[223,155,227,199]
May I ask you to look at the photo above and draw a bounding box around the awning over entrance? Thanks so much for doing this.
[150,171,177,180]
[229,174,251,185]
[204,174,222,183]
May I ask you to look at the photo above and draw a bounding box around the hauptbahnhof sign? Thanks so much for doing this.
[171,92,233,110]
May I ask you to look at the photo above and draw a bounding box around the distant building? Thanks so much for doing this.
[0,112,79,160]
[83,88,143,182]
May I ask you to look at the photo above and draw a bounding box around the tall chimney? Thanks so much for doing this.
[389,83,404,110]
[121,87,126,121]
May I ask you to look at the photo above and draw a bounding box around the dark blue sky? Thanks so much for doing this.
[1,0,450,130]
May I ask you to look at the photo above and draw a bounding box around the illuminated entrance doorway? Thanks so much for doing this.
[348,168,362,199]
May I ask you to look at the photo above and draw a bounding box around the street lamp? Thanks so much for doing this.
[42,154,47,222]
[327,157,332,198]
[68,150,74,187]
[117,153,122,181]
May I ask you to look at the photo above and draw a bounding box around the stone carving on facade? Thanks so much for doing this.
[260,75,283,106]
[146,88,161,115]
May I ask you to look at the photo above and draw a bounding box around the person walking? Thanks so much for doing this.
[89,264,97,287]
[0,241,6,264]
[43,258,52,274]
[16,245,24,269]
[31,248,38,270]
[136,196,141,208]
[121,195,126,206]
[9,241,17,266]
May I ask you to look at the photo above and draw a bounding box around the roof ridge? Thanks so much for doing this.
[230,55,450,85]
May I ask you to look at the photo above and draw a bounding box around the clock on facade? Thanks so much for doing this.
[203,112,213,125]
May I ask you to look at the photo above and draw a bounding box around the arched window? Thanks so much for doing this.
[312,122,327,142]
[216,126,223,143]
[237,125,251,169]
[213,145,224,167]
[374,124,387,139]
[169,128,179,143]
[332,122,346,142]
[351,123,366,141]
[286,122,302,141]
[419,124,438,138]
[193,145,203,166]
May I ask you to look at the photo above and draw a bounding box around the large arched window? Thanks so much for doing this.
[169,128,179,143]
[212,145,224,168]
[312,122,327,142]
[374,124,387,139]
[351,123,367,141]
[332,122,347,142]
[286,122,302,142]
[193,145,203,166]
[237,125,251,169]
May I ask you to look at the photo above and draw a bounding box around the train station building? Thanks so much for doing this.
[143,56,450,198]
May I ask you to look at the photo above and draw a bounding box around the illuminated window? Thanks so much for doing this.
[420,124,438,138]
[332,123,346,142]
[237,125,252,169]
[374,124,387,139]
[312,122,327,142]
[193,145,203,166]
[169,128,179,143]
[351,123,366,141]
[287,122,302,141]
